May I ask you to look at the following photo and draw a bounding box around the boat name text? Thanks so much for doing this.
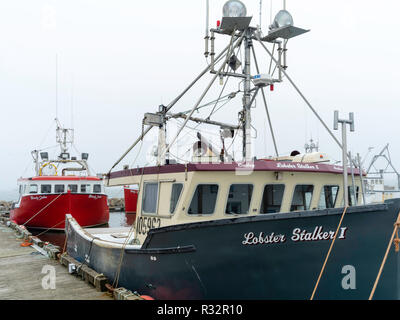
[242,226,348,246]
[276,163,320,170]
[30,196,48,201]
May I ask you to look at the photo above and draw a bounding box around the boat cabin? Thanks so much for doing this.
[17,177,106,197]
[108,155,363,246]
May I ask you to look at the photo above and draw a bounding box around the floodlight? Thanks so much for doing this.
[271,10,294,30]
[223,0,247,18]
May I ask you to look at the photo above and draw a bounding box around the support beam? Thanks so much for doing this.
[169,113,240,130]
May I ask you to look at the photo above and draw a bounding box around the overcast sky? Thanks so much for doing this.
[1,0,400,199]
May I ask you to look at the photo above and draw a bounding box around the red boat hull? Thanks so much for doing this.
[10,193,109,230]
[124,188,138,214]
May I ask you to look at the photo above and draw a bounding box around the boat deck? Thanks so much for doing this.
[0,223,111,300]
[85,227,135,244]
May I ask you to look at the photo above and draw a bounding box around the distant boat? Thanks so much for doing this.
[11,119,109,230]
[123,186,138,214]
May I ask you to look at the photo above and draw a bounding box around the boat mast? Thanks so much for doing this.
[242,28,253,163]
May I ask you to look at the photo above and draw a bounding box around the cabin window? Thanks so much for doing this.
[188,184,219,215]
[29,184,38,194]
[68,185,78,193]
[41,185,52,194]
[142,183,158,214]
[318,185,339,209]
[291,185,314,212]
[55,185,65,193]
[93,184,102,193]
[81,184,91,193]
[260,184,285,214]
[170,183,183,214]
[225,184,253,215]
[348,186,360,206]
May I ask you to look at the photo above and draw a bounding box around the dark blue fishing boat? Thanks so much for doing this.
[66,1,400,300]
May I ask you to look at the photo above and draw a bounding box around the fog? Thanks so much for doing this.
[1,0,400,200]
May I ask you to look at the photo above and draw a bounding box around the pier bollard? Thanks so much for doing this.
[40,243,61,260]
[29,236,45,248]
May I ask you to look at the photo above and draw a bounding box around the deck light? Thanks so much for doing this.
[270,9,294,30]
[223,0,247,18]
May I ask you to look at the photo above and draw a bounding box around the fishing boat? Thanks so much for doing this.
[363,144,400,204]
[11,119,109,230]
[65,1,400,299]
[123,186,138,214]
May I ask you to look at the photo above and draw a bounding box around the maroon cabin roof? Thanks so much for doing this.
[109,159,363,180]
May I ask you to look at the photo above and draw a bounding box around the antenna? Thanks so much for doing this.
[55,54,58,119]
[70,74,74,129]
[259,0,263,30]
[333,111,356,207]
[204,0,210,57]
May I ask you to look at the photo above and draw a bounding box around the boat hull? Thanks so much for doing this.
[11,193,109,230]
[66,199,400,300]
[123,188,138,214]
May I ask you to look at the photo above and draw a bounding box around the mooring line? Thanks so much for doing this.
[369,211,400,300]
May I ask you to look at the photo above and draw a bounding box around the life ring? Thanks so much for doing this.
[39,162,58,176]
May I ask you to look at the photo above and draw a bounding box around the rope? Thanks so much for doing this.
[310,206,349,300]
[22,193,64,226]
[35,219,65,237]
[369,211,400,300]
[111,167,145,289]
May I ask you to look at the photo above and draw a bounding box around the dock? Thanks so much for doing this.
[0,216,111,300]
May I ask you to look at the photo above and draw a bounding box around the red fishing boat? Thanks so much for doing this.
[10,119,109,230]
[123,186,138,214]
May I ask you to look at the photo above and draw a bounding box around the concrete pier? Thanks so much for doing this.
[0,222,111,300]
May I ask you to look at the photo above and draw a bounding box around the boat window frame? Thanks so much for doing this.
[169,183,184,215]
[93,184,102,194]
[289,183,315,212]
[40,184,52,194]
[186,183,220,216]
[54,184,65,194]
[318,185,340,210]
[80,184,91,193]
[68,184,78,193]
[224,183,254,216]
[29,184,38,194]
[141,181,160,216]
[259,183,286,214]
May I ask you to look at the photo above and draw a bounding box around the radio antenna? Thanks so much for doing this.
[55,54,58,120]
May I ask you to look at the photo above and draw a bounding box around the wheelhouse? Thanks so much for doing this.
[108,159,364,245]
[17,177,106,197]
